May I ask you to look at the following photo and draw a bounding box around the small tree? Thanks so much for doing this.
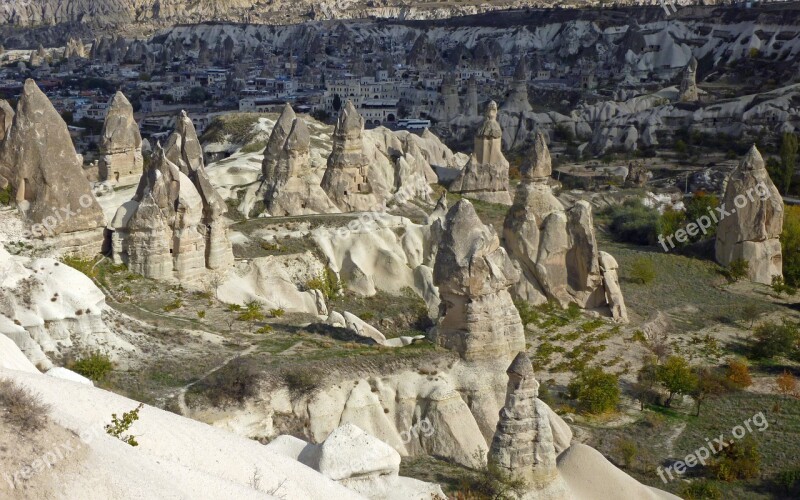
[709,436,761,481]
[692,367,729,416]
[772,275,797,297]
[632,358,659,410]
[238,300,265,333]
[752,321,800,359]
[105,403,144,447]
[726,259,749,282]
[656,355,697,407]
[779,132,798,194]
[614,438,638,469]
[567,367,620,414]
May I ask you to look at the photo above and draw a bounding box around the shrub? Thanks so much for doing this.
[771,275,797,296]
[776,467,800,496]
[725,259,749,282]
[457,449,528,500]
[269,308,285,318]
[256,325,274,334]
[776,371,798,398]
[0,378,50,431]
[605,199,660,245]
[567,367,620,414]
[197,310,206,319]
[105,403,143,447]
[283,367,319,394]
[679,480,722,500]
[751,321,800,359]
[725,359,752,389]
[200,357,260,406]
[630,258,656,284]
[307,266,343,301]
[0,184,12,205]
[614,438,638,469]
[709,436,761,481]
[163,298,183,312]
[70,352,113,381]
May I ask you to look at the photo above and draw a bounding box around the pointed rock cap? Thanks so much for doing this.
[522,130,552,180]
[285,117,310,152]
[477,101,502,139]
[108,90,133,110]
[507,352,533,377]
[688,56,698,71]
[276,102,297,128]
[336,100,364,136]
[468,74,477,86]
[485,100,498,119]
[740,144,765,171]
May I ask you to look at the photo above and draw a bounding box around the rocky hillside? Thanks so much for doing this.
[0,0,743,34]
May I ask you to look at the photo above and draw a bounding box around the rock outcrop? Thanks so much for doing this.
[99,91,143,185]
[111,111,233,281]
[715,145,784,284]
[502,58,532,114]
[0,99,13,141]
[321,100,380,212]
[678,57,699,103]
[0,79,105,237]
[163,110,234,271]
[261,103,339,215]
[449,101,513,205]
[624,160,650,188]
[432,199,525,362]
[489,353,568,498]
[502,132,627,322]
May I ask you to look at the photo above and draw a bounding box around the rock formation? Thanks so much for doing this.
[321,100,380,212]
[0,79,105,237]
[0,99,13,141]
[502,58,532,113]
[111,111,233,281]
[432,199,525,362]
[99,91,143,185]
[449,101,513,205]
[163,110,234,271]
[715,145,783,284]
[261,104,338,215]
[64,37,86,59]
[624,160,650,188]
[466,75,479,117]
[489,353,567,498]
[438,73,460,123]
[678,57,699,103]
[503,132,628,322]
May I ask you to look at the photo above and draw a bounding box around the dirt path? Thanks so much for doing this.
[664,422,687,457]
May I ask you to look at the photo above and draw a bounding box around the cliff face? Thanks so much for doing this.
[0,0,738,33]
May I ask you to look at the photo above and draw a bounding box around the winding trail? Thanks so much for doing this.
[664,422,687,457]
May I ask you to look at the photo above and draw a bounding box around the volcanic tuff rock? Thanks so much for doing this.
[261,103,339,216]
[503,132,628,322]
[715,145,784,285]
[678,57,699,103]
[432,198,525,362]
[489,353,568,498]
[449,101,513,205]
[321,100,381,212]
[0,99,13,142]
[163,110,234,270]
[0,79,105,235]
[502,58,533,114]
[100,91,143,185]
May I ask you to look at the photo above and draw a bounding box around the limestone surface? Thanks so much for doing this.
[715,145,784,284]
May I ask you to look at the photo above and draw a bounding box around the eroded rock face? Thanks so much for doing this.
[100,91,143,185]
[489,353,567,498]
[0,79,105,236]
[503,132,627,322]
[261,104,338,215]
[624,160,650,188]
[0,99,13,142]
[449,101,512,205]
[163,110,234,271]
[502,58,532,114]
[715,145,784,284]
[112,111,234,281]
[679,57,699,103]
[321,100,380,212]
[432,199,525,362]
